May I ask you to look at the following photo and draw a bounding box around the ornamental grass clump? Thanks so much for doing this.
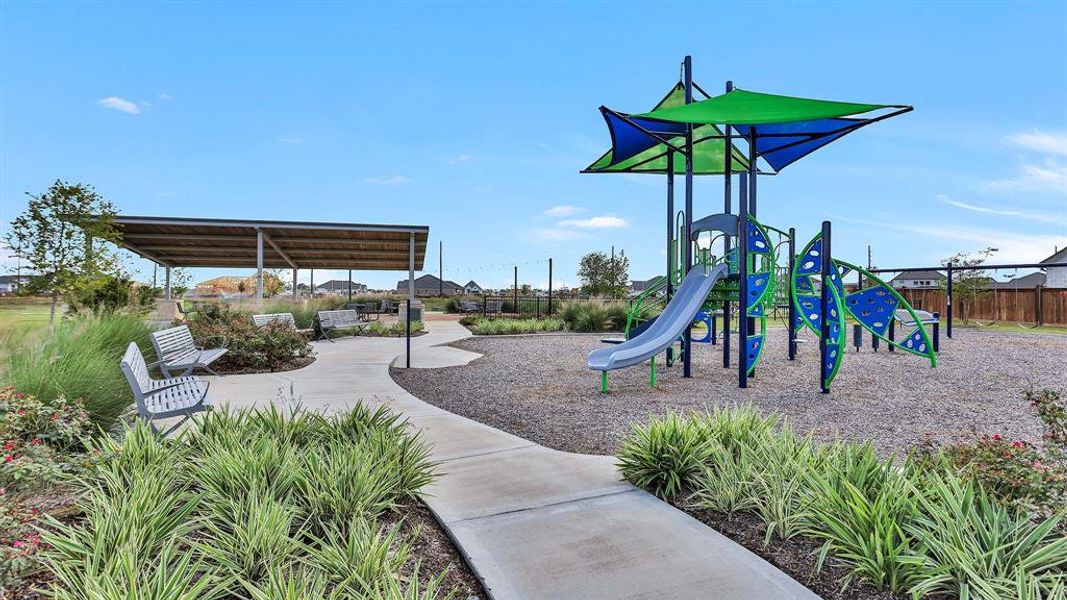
[466,317,565,335]
[37,404,451,598]
[617,398,1067,597]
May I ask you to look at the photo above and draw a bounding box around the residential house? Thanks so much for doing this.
[194,275,259,296]
[463,280,484,295]
[0,274,30,295]
[395,274,464,297]
[888,270,946,290]
[992,272,1046,289]
[315,280,367,295]
[1040,247,1067,288]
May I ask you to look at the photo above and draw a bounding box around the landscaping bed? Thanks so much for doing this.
[1,400,485,598]
[391,329,1067,456]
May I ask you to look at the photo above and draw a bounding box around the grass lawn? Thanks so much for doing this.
[0,298,54,334]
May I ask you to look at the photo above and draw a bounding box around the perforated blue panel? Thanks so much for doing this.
[797,294,822,330]
[749,303,764,317]
[827,262,845,296]
[844,286,898,336]
[795,276,814,294]
[747,272,769,310]
[745,334,764,371]
[690,310,714,344]
[748,221,770,254]
[793,312,805,332]
[900,328,929,355]
[796,238,822,275]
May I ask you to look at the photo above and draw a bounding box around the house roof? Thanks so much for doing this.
[396,274,463,290]
[888,270,945,282]
[464,280,482,288]
[993,272,1047,289]
[109,215,428,271]
[316,279,363,290]
[1040,247,1067,265]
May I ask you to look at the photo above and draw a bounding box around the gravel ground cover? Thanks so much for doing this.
[391,328,1067,456]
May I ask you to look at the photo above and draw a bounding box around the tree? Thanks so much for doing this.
[578,250,629,297]
[941,246,998,323]
[5,181,120,323]
[263,270,286,297]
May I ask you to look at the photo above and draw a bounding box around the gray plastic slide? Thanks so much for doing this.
[588,263,729,372]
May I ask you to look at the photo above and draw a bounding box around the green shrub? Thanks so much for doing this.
[617,412,717,500]
[187,304,311,372]
[1,314,154,428]
[365,320,424,337]
[466,317,566,335]
[38,404,448,598]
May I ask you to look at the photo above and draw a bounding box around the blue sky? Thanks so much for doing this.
[2,2,1065,291]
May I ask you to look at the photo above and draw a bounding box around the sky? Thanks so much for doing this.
[1,1,1065,291]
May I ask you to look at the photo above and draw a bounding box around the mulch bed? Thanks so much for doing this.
[214,355,316,375]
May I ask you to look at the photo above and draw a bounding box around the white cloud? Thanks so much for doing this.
[984,159,1067,195]
[364,175,411,185]
[936,194,1067,226]
[1006,130,1067,156]
[158,92,173,101]
[279,137,304,144]
[448,154,472,164]
[95,96,140,114]
[558,215,630,229]
[839,216,1067,264]
[542,205,584,217]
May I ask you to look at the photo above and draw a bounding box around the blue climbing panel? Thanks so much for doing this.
[796,294,822,333]
[747,272,769,309]
[748,221,770,254]
[795,275,814,294]
[900,328,929,356]
[844,285,898,337]
[690,310,714,344]
[749,303,765,317]
[745,334,764,372]
[796,238,822,275]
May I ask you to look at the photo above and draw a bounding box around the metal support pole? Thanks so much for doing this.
[889,319,896,352]
[256,229,264,302]
[932,312,940,353]
[513,266,518,315]
[819,221,832,394]
[787,227,797,360]
[292,268,298,298]
[348,269,352,302]
[682,54,694,379]
[722,83,734,371]
[738,174,749,389]
[946,262,953,338]
[666,151,675,366]
[548,258,553,315]
[164,266,172,301]
[408,234,415,304]
[310,269,314,297]
[405,299,412,368]
[439,240,443,297]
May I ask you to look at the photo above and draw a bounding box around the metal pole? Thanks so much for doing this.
[722,80,733,371]
[946,262,953,338]
[666,151,675,366]
[439,240,443,297]
[747,127,758,377]
[738,170,749,389]
[256,229,264,302]
[405,298,412,368]
[514,265,518,315]
[682,54,694,379]
[820,221,832,394]
[164,266,172,301]
[408,234,415,304]
[548,258,553,315]
[153,263,157,290]
[310,269,314,297]
[348,269,352,302]
[292,268,298,298]
[787,227,797,360]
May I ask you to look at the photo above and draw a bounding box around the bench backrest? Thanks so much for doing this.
[151,325,196,359]
[253,313,297,328]
[119,342,152,415]
[318,309,361,328]
[894,308,938,325]
[380,299,394,311]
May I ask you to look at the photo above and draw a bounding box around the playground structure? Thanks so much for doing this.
[584,56,938,393]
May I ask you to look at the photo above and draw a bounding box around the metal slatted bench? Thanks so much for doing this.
[315,309,367,341]
[150,325,228,377]
[891,308,940,353]
[120,342,210,436]
[252,312,298,329]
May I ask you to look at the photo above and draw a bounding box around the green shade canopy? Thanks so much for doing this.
[636,89,900,125]
[583,83,752,175]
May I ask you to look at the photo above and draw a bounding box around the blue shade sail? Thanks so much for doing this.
[731,119,862,171]
[601,110,690,166]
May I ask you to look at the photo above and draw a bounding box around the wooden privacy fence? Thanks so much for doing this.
[898,287,1067,325]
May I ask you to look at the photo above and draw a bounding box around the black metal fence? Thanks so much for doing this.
[456,294,610,318]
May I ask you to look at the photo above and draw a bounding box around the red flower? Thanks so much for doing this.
[12,540,23,549]
[3,454,13,462]
[15,410,25,417]
[2,442,13,450]
[992,434,1002,441]
[1012,440,1023,448]
[31,438,41,446]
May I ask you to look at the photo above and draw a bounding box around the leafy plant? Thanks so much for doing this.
[186,303,312,372]
[465,317,565,335]
[616,412,716,500]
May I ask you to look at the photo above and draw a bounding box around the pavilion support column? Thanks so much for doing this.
[164,266,172,301]
[292,268,298,298]
[348,269,353,302]
[256,229,264,303]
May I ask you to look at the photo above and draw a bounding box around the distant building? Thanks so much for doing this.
[0,275,31,295]
[992,272,1047,290]
[315,280,367,295]
[630,277,660,294]
[1041,247,1067,288]
[888,270,945,290]
[194,275,259,295]
[396,274,464,297]
[463,280,484,295]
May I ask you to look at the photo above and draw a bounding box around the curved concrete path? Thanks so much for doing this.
[204,317,819,600]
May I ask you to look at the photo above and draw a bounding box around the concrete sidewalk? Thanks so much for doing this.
[205,317,820,600]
